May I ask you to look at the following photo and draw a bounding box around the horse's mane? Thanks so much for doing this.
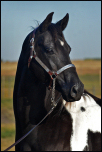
[13,23,39,107]
[30,20,40,30]
[84,89,101,106]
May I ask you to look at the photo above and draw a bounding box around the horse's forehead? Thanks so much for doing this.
[43,31,53,43]
[42,32,65,47]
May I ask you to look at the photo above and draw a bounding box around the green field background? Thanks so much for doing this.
[1,60,101,151]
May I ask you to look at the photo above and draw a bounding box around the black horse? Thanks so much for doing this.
[13,12,101,151]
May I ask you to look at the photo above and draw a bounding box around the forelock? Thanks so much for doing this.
[48,23,64,42]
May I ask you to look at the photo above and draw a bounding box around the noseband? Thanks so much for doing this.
[28,29,75,107]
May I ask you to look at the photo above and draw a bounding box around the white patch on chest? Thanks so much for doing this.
[63,94,101,151]
[59,39,64,46]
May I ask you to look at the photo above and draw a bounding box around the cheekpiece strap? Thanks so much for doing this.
[28,29,36,67]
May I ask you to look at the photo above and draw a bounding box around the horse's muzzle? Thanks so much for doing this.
[56,79,84,102]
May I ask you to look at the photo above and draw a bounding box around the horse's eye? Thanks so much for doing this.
[45,46,54,54]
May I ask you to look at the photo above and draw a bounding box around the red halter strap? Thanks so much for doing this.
[28,29,36,68]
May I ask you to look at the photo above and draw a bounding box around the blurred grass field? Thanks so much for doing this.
[1,60,101,151]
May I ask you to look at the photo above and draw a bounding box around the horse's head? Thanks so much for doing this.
[30,12,84,102]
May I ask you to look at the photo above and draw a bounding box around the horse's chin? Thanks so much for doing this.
[62,94,81,102]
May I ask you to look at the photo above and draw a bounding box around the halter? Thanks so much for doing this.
[28,29,75,107]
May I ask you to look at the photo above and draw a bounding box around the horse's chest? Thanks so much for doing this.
[36,114,72,151]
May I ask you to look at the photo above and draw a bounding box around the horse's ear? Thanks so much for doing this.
[56,13,69,31]
[40,12,54,33]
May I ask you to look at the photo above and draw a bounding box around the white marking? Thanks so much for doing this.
[63,100,66,105]
[59,39,64,46]
[63,94,101,151]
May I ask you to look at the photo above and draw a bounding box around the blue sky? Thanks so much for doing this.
[1,1,101,61]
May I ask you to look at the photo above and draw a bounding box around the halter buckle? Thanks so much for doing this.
[51,98,57,107]
[30,38,34,43]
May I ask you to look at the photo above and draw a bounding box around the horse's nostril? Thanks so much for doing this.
[70,85,78,98]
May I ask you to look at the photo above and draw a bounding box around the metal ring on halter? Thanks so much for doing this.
[50,73,58,79]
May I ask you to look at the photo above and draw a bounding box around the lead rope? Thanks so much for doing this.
[3,108,54,151]
[3,95,62,151]
[51,78,57,107]
[3,77,62,151]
